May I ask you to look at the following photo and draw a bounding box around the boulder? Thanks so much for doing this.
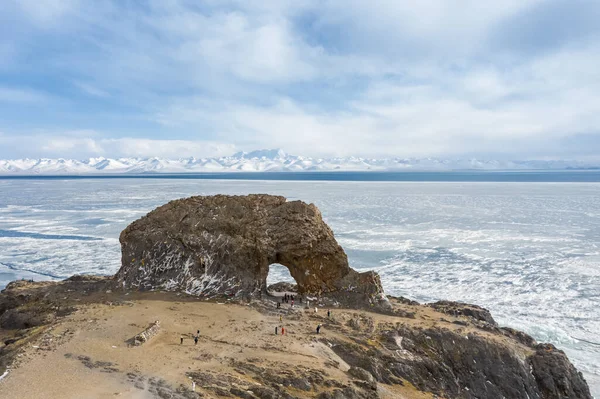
[348,367,374,383]
[266,282,297,293]
[529,344,592,399]
[0,308,55,329]
[316,386,377,399]
[115,195,386,306]
[429,300,497,325]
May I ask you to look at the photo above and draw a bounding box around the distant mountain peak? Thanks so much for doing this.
[0,150,597,175]
[233,148,288,160]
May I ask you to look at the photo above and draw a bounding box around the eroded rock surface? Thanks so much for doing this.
[429,300,497,325]
[530,343,592,399]
[327,326,593,399]
[266,282,297,293]
[115,195,386,306]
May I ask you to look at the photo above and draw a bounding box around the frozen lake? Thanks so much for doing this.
[0,178,598,395]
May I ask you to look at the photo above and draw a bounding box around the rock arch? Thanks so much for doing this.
[115,195,384,304]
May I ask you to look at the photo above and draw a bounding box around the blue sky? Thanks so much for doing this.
[1,0,599,159]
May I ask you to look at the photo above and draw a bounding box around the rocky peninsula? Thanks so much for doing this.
[0,195,592,398]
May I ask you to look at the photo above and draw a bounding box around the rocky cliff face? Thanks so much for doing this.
[329,299,593,399]
[115,195,385,306]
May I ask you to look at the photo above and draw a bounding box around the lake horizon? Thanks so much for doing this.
[3,170,600,183]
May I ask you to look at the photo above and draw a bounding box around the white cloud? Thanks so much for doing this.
[303,0,546,60]
[0,132,237,159]
[140,6,322,85]
[98,138,237,159]
[148,38,600,158]
[1,0,600,159]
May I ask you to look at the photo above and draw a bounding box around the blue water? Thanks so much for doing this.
[0,229,103,241]
[0,176,598,396]
[3,170,600,182]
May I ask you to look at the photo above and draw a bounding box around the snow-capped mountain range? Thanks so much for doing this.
[0,149,598,174]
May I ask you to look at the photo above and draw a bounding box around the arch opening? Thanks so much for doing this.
[266,263,298,297]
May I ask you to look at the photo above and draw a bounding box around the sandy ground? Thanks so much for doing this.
[0,291,524,399]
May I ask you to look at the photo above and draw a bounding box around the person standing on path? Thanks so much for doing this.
[316,324,322,334]
[275,326,278,335]
[281,326,285,335]
[291,300,294,308]
[280,314,282,323]
[180,335,184,345]
[327,310,331,318]
[194,335,198,345]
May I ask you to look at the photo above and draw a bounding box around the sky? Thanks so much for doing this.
[1,0,600,160]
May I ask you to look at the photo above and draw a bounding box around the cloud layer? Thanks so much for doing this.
[1,0,600,159]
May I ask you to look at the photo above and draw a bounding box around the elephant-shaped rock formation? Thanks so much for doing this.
[115,195,386,306]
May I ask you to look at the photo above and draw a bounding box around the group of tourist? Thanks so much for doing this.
[274,320,322,335]
[276,292,302,309]
[179,329,201,345]
[274,298,332,335]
